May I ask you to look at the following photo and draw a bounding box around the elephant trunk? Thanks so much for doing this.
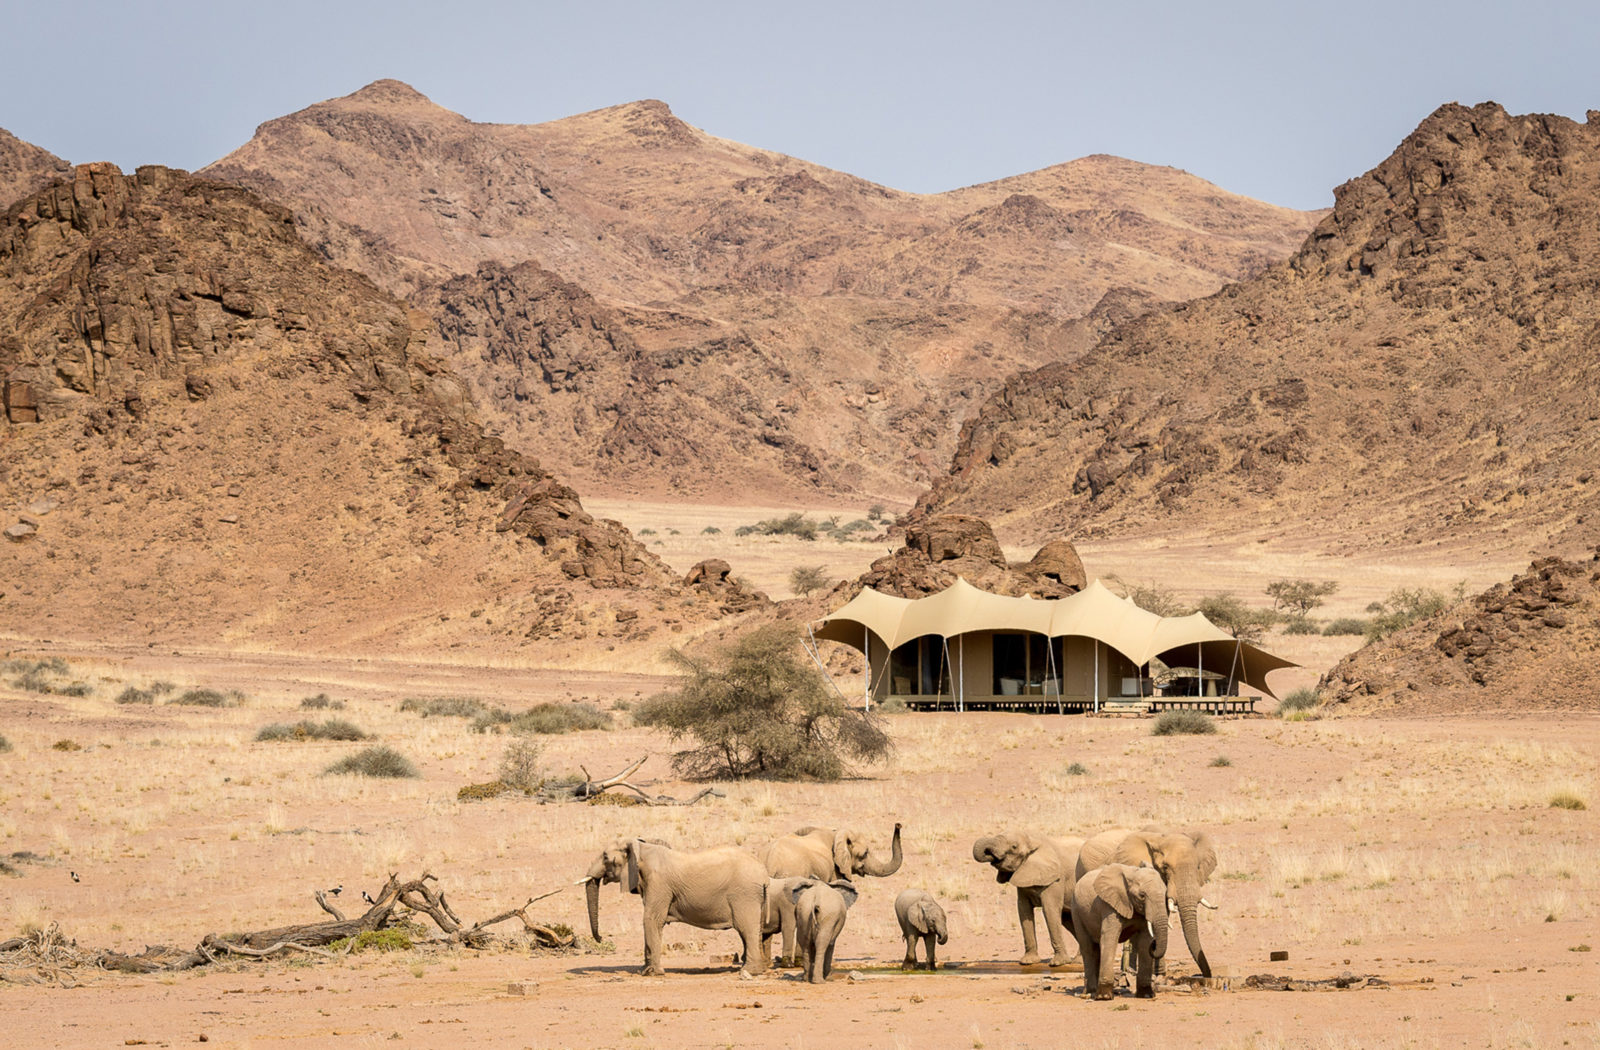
[934,912,949,945]
[860,822,903,877]
[586,877,603,942]
[1150,903,1170,961]
[1176,894,1210,977]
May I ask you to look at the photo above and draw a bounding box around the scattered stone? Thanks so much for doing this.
[4,522,37,541]
[25,498,56,515]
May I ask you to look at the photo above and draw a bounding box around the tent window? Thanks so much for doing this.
[1107,649,1148,697]
[992,633,1027,695]
[890,641,917,695]
[890,636,949,696]
[918,636,949,695]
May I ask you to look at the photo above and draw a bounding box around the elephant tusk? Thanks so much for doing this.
[1168,898,1178,914]
[1147,921,1155,941]
[1200,898,1218,910]
[574,877,593,885]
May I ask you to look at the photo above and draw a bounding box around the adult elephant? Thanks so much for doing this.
[578,838,768,976]
[758,824,902,965]
[971,831,1085,966]
[1075,827,1217,978]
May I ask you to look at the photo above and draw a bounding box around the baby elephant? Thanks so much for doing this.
[894,889,949,970]
[1069,863,1169,1000]
[790,879,859,984]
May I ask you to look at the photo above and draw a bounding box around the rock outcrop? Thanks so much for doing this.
[918,103,1600,556]
[0,127,69,208]
[0,164,717,653]
[853,515,1085,598]
[1320,551,1600,714]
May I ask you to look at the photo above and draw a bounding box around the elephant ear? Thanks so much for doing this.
[831,881,860,910]
[1010,841,1065,889]
[1112,832,1158,870]
[625,841,641,896]
[1094,865,1135,919]
[1188,830,1218,885]
[787,878,819,906]
[832,832,854,878]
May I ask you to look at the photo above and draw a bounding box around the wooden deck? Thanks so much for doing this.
[894,695,1259,715]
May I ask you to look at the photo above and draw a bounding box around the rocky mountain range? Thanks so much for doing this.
[200,81,1323,501]
[0,127,70,208]
[0,164,746,654]
[917,103,1600,558]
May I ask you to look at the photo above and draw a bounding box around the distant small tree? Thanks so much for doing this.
[1364,587,1450,643]
[1265,579,1338,618]
[1107,575,1191,617]
[1195,593,1277,643]
[634,625,891,781]
[789,565,831,597]
[867,504,886,522]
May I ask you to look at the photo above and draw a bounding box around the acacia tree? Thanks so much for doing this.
[789,565,831,597]
[1195,593,1277,643]
[1265,579,1338,619]
[635,624,891,781]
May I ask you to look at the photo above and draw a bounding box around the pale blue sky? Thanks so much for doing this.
[4,0,1596,209]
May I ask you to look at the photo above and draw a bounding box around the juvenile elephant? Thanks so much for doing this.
[578,838,768,976]
[1070,863,1170,1000]
[759,823,901,965]
[893,888,949,970]
[1075,827,1217,977]
[972,831,1084,966]
[761,876,814,967]
[790,879,859,984]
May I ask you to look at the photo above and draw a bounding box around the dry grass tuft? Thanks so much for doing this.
[324,745,418,778]
[1548,788,1588,811]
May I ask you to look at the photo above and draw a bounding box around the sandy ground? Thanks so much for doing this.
[1,644,1595,1049]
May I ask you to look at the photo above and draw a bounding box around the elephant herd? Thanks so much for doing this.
[578,822,1217,1000]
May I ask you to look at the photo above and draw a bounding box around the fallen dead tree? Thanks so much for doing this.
[1,873,573,979]
[460,755,727,806]
[573,755,727,807]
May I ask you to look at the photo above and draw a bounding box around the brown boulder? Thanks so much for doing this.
[1018,539,1087,591]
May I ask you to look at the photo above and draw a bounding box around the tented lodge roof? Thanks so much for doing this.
[812,578,1296,698]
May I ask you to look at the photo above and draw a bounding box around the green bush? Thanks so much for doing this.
[1282,616,1321,635]
[789,565,831,596]
[325,746,418,778]
[735,512,821,542]
[256,719,369,742]
[1064,761,1090,776]
[1194,594,1277,642]
[6,658,91,696]
[1277,688,1321,717]
[0,733,11,753]
[505,702,611,735]
[1209,755,1232,767]
[1364,587,1451,643]
[116,686,156,705]
[702,526,721,534]
[635,624,891,781]
[1323,617,1370,636]
[299,694,345,710]
[168,688,241,707]
[1151,710,1218,736]
[330,928,412,953]
[400,696,490,719]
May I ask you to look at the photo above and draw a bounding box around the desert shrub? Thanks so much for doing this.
[470,707,515,733]
[6,658,91,696]
[1323,617,1370,636]
[875,696,907,714]
[255,719,369,742]
[169,688,241,708]
[400,697,490,719]
[1365,587,1451,643]
[1209,755,1233,767]
[0,733,11,753]
[1282,616,1321,635]
[505,702,611,735]
[867,504,885,521]
[52,739,83,751]
[458,779,509,801]
[1151,710,1218,736]
[1064,761,1089,776]
[299,694,345,710]
[635,623,891,780]
[116,685,157,705]
[702,526,721,534]
[789,565,831,597]
[325,746,418,778]
[330,928,412,953]
[737,512,820,542]
[638,528,656,536]
[1276,688,1321,717]
[733,524,757,537]
[1194,594,1277,642]
[1549,790,1588,811]
[499,737,544,792]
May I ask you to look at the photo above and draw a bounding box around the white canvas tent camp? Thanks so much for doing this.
[808,578,1295,713]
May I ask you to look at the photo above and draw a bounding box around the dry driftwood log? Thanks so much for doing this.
[575,755,726,806]
[2,873,572,976]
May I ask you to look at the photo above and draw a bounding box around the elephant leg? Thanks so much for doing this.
[1016,889,1042,964]
[1133,929,1155,998]
[902,931,917,970]
[1041,882,1073,966]
[1079,936,1100,997]
[1094,917,1121,1000]
[736,904,766,976]
[781,915,799,967]
[641,898,669,977]
[924,932,938,971]
[821,940,835,982]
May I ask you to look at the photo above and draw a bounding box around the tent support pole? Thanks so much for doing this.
[1227,639,1241,698]
[958,635,965,713]
[1093,640,1099,715]
[941,636,953,713]
[864,627,870,711]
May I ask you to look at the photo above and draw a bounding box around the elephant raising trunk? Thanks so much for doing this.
[858,822,903,877]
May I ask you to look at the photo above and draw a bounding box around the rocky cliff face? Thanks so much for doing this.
[0,165,724,655]
[201,81,1323,502]
[918,103,1600,555]
[0,127,69,208]
[1320,551,1600,714]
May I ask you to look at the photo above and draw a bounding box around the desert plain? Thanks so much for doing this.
[2,517,1595,1050]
